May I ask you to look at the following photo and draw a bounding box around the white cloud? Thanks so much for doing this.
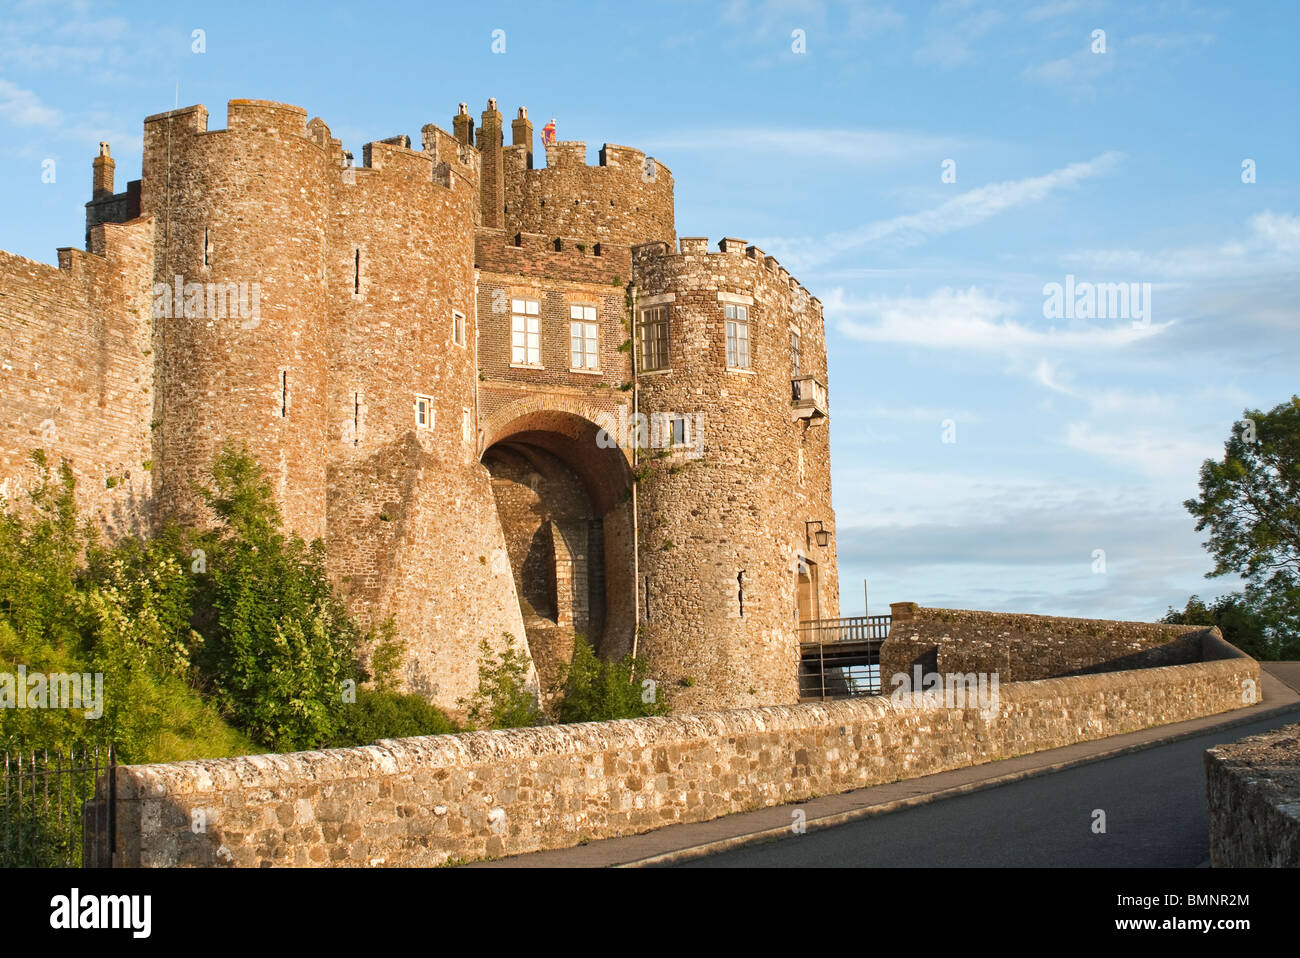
[766,152,1121,269]
[1062,210,1300,280]
[829,285,1169,352]
[1063,422,1218,479]
[0,79,61,127]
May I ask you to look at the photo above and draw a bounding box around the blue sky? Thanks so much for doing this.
[2,0,1296,621]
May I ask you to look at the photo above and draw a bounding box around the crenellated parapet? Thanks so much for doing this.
[480,104,675,248]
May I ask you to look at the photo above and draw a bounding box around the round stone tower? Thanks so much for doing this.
[141,99,332,540]
[630,237,839,710]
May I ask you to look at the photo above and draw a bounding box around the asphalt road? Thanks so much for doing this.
[676,711,1300,868]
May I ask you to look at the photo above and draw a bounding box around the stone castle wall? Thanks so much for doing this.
[503,138,675,248]
[91,634,1258,867]
[2,95,839,717]
[0,219,156,535]
[630,237,838,710]
[881,604,1209,683]
[1205,721,1300,867]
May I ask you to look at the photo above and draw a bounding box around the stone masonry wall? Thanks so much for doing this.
[880,604,1208,684]
[0,219,156,536]
[1205,721,1300,867]
[93,643,1258,867]
[503,138,674,248]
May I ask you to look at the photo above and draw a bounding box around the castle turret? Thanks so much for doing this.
[630,237,837,709]
[141,100,332,541]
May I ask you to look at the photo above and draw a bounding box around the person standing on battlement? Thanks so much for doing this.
[542,118,557,146]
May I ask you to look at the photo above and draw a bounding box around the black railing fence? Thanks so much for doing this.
[1,747,114,868]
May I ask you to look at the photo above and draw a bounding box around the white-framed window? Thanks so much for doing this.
[452,310,466,348]
[570,305,599,370]
[790,329,801,377]
[638,305,670,372]
[725,303,750,369]
[415,395,434,430]
[511,298,541,366]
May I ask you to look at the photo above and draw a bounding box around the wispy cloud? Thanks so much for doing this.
[0,79,61,127]
[914,2,1004,69]
[1063,422,1219,479]
[828,284,1168,352]
[1061,210,1300,280]
[765,152,1122,269]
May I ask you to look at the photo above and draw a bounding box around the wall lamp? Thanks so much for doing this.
[805,521,831,548]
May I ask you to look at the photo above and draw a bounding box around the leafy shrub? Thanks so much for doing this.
[187,442,363,752]
[458,634,541,730]
[330,687,458,746]
[553,635,670,724]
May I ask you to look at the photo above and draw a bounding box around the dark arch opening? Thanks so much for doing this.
[481,411,635,697]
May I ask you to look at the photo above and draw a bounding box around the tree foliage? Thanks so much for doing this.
[1185,396,1300,591]
[1175,396,1300,660]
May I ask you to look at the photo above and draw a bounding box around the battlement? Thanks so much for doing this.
[633,237,820,312]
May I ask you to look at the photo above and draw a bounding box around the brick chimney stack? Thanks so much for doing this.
[92,142,115,199]
[511,106,533,169]
[479,98,504,229]
[453,102,474,148]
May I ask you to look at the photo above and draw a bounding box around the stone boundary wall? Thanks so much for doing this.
[92,631,1257,867]
[1205,721,1300,867]
[880,603,1209,684]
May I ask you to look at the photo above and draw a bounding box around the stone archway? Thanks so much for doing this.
[479,399,636,698]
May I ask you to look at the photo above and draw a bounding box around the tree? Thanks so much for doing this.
[1185,397,1300,591]
[190,442,361,751]
[1179,396,1300,659]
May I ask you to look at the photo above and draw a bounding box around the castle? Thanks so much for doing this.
[0,97,838,714]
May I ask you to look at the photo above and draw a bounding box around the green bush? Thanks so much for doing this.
[553,635,670,724]
[330,687,458,746]
[188,442,363,752]
[0,453,254,763]
[458,634,542,730]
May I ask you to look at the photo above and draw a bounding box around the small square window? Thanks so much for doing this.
[415,395,434,430]
[671,415,688,446]
[452,310,466,348]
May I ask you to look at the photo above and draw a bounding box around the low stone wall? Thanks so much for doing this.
[92,630,1258,867]
[1205,721,1300,867]
[880,603,1207,684]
